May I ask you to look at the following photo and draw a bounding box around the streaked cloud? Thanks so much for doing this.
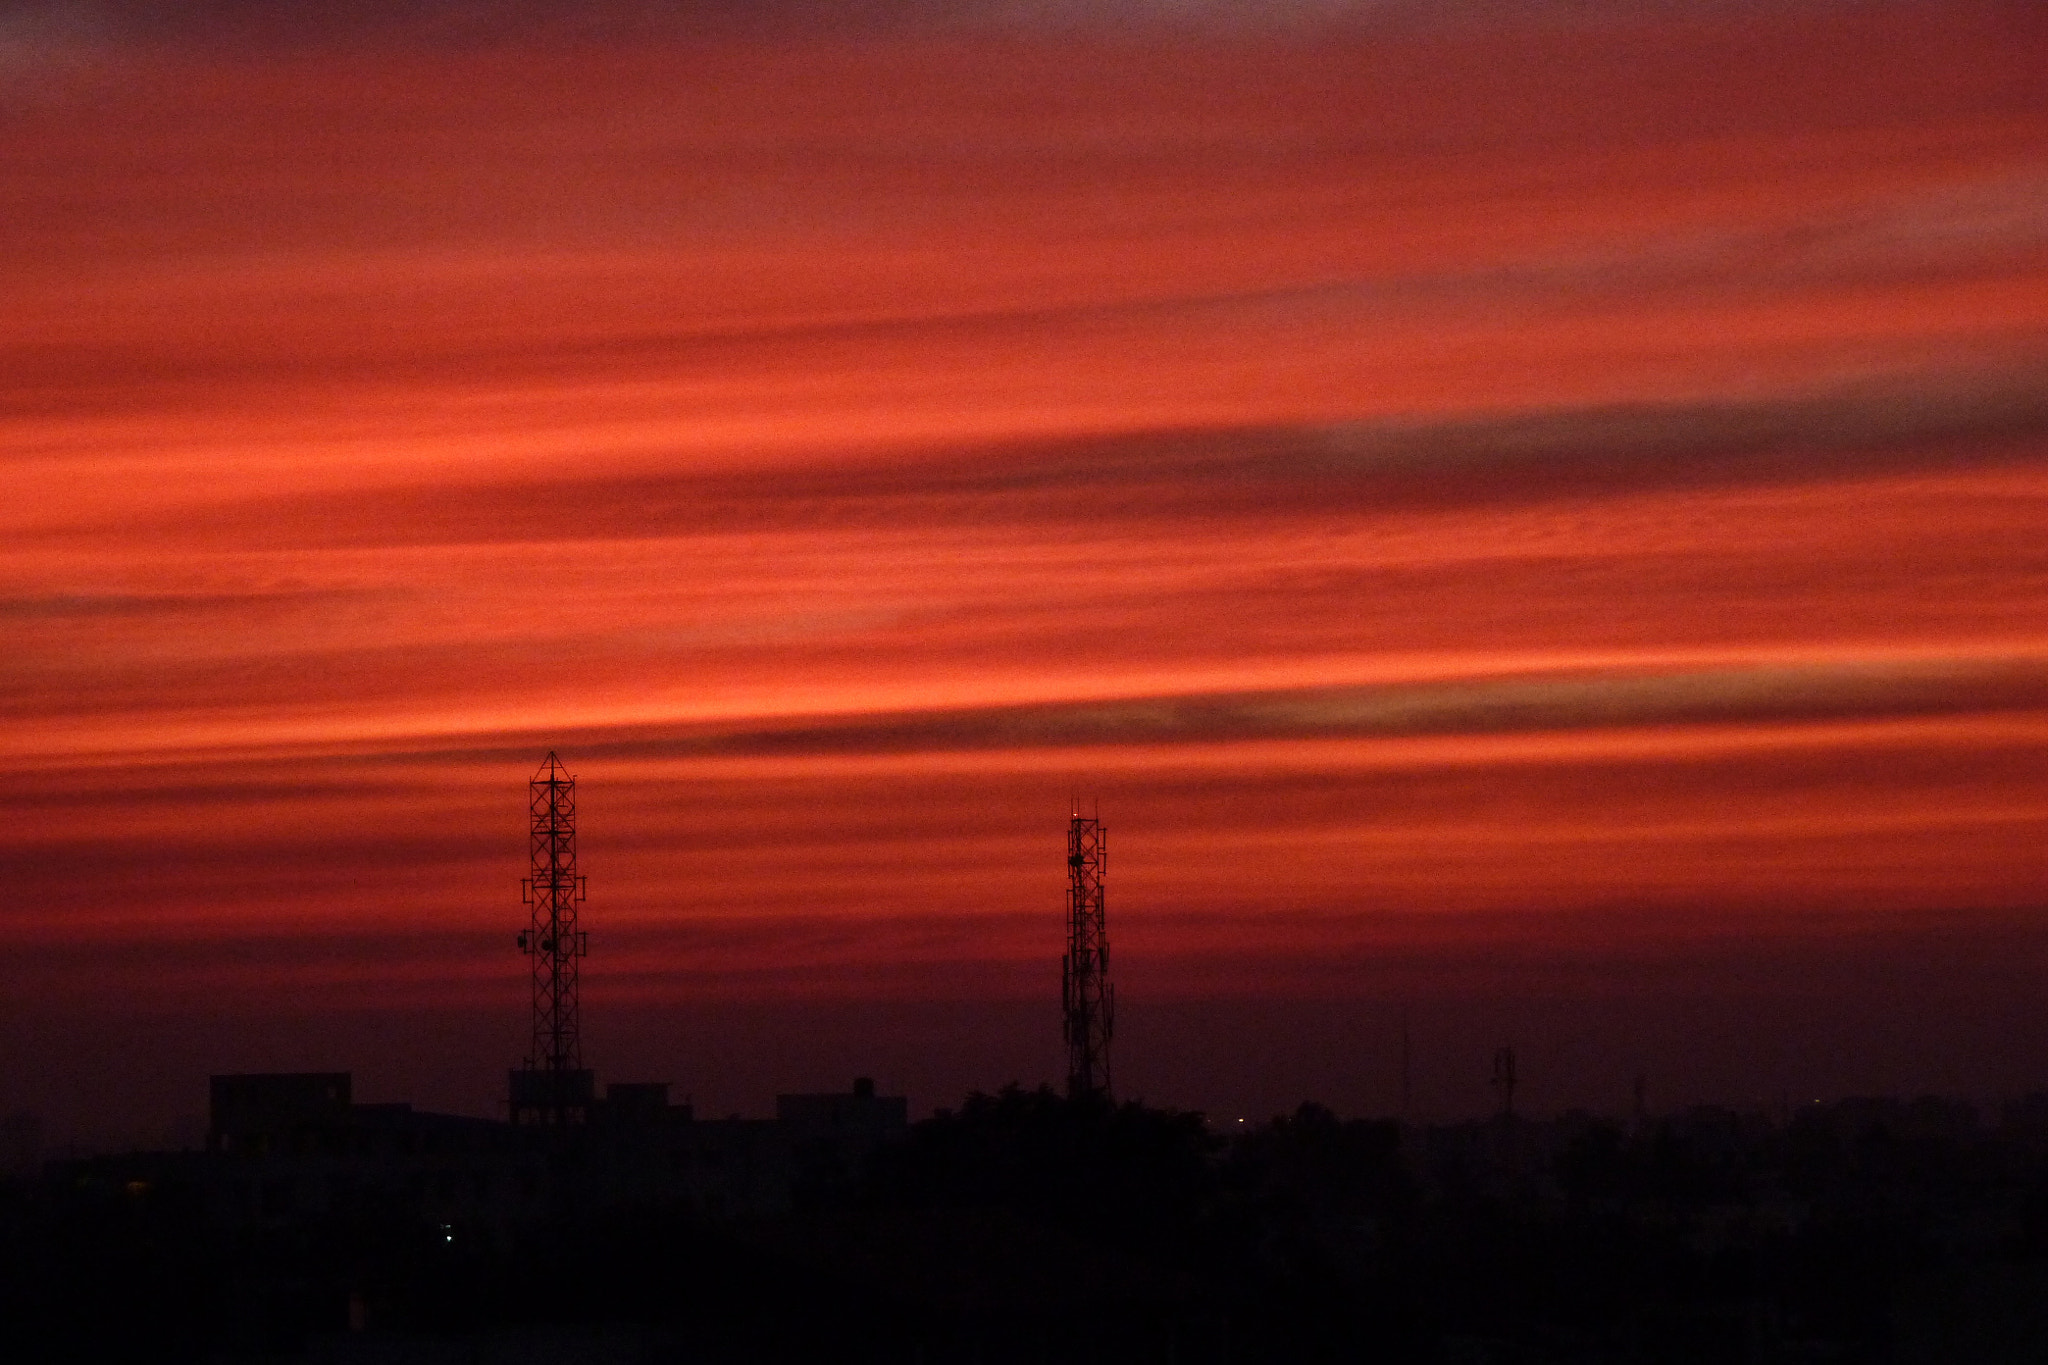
[2,0,2046,1136]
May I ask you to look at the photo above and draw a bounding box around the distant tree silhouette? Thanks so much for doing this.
[864,1083,1217,1255]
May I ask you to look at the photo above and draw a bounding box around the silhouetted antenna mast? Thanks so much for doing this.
[1491,1046,1517,1120]
[513,752,590,1124]
[1400,1008,1413,1121]
[1062,808,1114,1102]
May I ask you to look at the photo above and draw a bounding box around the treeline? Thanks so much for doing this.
[8,1088,2048,1361]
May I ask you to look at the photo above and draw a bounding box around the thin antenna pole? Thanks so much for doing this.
[1491,1046,1517,1121]
[1400,1008,1413,1121]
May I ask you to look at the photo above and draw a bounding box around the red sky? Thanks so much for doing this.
[5,0,2048,1144]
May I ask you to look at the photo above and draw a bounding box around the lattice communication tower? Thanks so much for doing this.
[1062,809,1114,1102]
[512,752,590,1124]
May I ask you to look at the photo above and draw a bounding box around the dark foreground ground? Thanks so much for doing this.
[9,1088,2048,1363]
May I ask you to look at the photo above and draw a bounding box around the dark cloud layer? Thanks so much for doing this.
[552,657,2048,759]
[113,370,2047,549]
[3,0,1887,47]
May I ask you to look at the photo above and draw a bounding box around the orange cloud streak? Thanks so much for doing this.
[4,1,2047,1131]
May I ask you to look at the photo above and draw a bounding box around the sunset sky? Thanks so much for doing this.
[5,0,2047,1145]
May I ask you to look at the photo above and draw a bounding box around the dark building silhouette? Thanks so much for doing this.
[144,1069,911,1235]
[777,1076,908,1139]
[208,1072,352,1153]
[507,1066,596,1128]
[777,1076,909,1188]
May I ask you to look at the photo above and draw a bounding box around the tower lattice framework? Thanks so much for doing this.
[516,752,588,1122]
[1062,810,1114,1101]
